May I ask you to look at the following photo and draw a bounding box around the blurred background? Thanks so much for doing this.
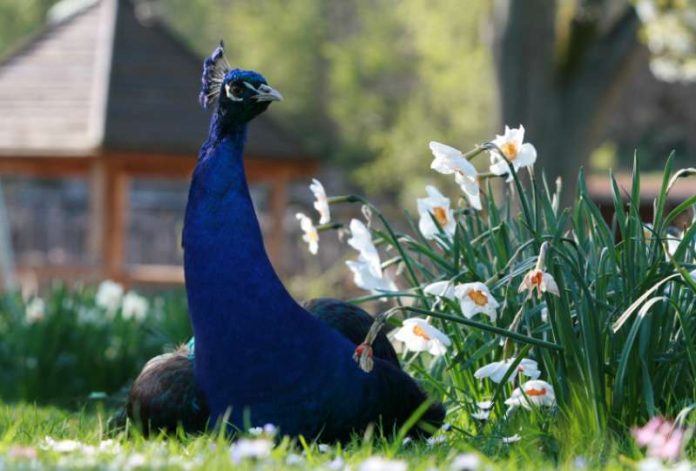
[0,0,694,404]
[0,0,695,293]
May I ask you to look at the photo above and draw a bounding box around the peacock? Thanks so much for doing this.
[115,42,445,441]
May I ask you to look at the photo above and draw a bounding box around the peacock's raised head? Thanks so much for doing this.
[199,41,282,125]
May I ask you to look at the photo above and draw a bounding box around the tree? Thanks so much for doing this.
[492,0,696,199]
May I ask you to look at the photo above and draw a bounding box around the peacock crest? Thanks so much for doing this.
[199,40,231,109]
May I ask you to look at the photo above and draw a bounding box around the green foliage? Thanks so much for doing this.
[0,0,57,57]
[162,0,494,195]
[0,284,191,406]
[330,151,696,445]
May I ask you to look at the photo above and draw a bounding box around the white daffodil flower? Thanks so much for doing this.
[471,410,490,421]
[25,297,45,324]
[423,280,457,299]
[518,269,560,298]
[309,178,331,224]
[505,380,556,410]
[393,318,451,356]
[489,125,537,182]
[345,219,397,294]
[95,280,124,315]
[474,357,541,383]
[296,213,319,255]
[121,291,148,322]
[454,282,499,322]
[417,185,456,239]
[429,141,482,210]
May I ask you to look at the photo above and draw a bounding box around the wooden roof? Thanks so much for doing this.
[0,0,309,160]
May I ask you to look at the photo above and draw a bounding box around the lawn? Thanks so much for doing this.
[0,402,660,470]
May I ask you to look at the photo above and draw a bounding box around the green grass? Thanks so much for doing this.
[0,403,658,470]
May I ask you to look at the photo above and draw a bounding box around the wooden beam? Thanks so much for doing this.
[0,155,92,177]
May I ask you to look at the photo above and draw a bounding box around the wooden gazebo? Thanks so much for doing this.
[0,0,317,286]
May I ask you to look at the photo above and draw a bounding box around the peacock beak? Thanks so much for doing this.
[251,84,283,102]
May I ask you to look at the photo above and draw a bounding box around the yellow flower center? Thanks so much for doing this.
[432,206,449,227]
[412,324,431,340]
[501,142,519,160]
[307,230,319,243]
[526,387,546,397]
[468,290,488,306]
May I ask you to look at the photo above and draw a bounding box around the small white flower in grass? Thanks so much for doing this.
[393,318,451,356]
[475,357,541,383]
[359,456,407,471]
[121,291,148,322]
[450,453,481,471]
[502,434,522,444]
[427,435,447,447]
[326,457,346,470]
[318,443,332,453]
[95,280,124,314]
[41,437,84,453]
[429,141,482,210]
[25,297,45,324]
[310,178,331,224]
[471,410,490,421]
[296,212,319,255]
[454,282,499,322]
[229,438,273,464]
[417,185,456,240]
[248,423,277,437]
[505,380,556,410]
[286,453,305,466]
[488,125,537,182]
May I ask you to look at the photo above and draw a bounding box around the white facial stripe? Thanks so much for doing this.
[243,81,259,93]
[224,83,244,102]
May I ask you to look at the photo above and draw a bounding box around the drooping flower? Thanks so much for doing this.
[429,141,482,210]
[359,456,407,471]
[393,318,451,356]
[417,185,456,239]
[488,125,537,181]
[346,219,397,294]
[121,291,148,322]
[505,380,556,410]
[296,212,319,255]
[518,269,560,298]
[95,280,124,314]
[423,280,457,300]
[25,297,45,324]
[474,357,541,383]
[229,438,273,464]
[454,282,499,322]
[309,178,331,224]
[519,241,559,298]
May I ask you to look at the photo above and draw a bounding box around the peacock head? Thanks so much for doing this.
[199,41,282,126]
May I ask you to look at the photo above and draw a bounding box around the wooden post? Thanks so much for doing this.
[102,160,129,283]
[267,178,288,274]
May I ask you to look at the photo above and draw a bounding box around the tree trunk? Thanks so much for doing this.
[493,1,641,204]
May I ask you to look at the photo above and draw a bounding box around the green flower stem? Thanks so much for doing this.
[400,306,563,351]
[328,194,429,309]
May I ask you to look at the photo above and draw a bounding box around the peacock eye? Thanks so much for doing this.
[225,83,245,101]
